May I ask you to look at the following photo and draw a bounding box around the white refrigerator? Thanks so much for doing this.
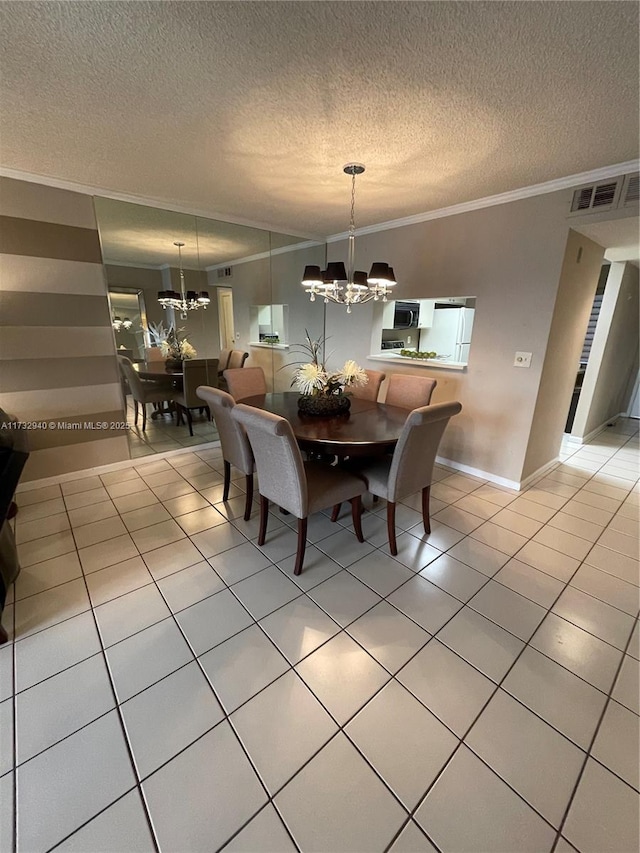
[420,307,475,362]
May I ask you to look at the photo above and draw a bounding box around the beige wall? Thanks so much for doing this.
[523,231,604,478]
[325,191,576,485]
[0,178,129,481]
[572,262,640,439]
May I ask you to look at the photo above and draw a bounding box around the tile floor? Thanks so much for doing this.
[125,399,219,459]
[2,421,639,852]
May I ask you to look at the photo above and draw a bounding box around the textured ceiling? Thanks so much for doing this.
[1,1,638,236]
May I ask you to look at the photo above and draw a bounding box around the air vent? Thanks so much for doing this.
[623,174,640,206]
[570,180,620,213]
[217,267,233,279]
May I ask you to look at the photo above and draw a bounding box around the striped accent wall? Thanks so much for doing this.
[0,177,129,481]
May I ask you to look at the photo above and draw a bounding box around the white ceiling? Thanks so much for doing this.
[572,216,640,265]
[1,1,638,237]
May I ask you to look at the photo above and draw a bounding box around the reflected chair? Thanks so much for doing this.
[196,386,255,520]
[218,348,232,378]
[227,350,249,369]
[232,404,367,575]
[144,346,165,362]
[332,401,462,555]
[118,356,175,431]
[350,369,386,402]
[385,374,437,409]
[224,366,267,401]
[172,359,219,436]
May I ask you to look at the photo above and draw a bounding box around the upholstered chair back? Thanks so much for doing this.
[387,401,462,501]
[232,405,307,517]
[350,369,386,402]
[227,350,249,369]
[196,386,254,476]
[218,349,232,374]
[224,367,267,401]
[385,374,437,409]
[181,359,218,408]
[118,356,145,399]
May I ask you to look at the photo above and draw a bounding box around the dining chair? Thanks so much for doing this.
[144,346,165,362]
[173,359,219,436]
[224,366,267,401]
[232,404,367,575]
[196,386,255,520]
[332,401,462,555]
[118,356,175,431]
[385,374,437,409]
[218,348,232,376]
[227,350,249,369]
[350,369,386,402]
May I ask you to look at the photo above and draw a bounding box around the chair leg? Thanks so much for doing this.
[142,403,147,432]
[258,495,269,546]
[134,400,139,426]
[350,496,364,543]
[387,501,398,556]
[373,495,379,503]
[294,517,308,576]
[422,485,431,535]
[223,461,231,502]
[330,503,341,522]
[244,473,253,521]
[185,408,194,437]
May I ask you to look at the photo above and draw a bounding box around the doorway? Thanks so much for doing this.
[218,288,235,350]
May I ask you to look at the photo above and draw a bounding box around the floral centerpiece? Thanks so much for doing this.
[290,331,368,416]
[148,322,197,365]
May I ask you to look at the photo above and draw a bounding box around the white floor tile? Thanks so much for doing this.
[15,653,114,765]
[162,491,210,517]
[553,586,635,650]
[122,661,223,779]
[94,584,171,648]
[491,507,543,538]
[397,639,494,737]
[156,561,225,613]
[516,540,580,582]
[55,789,156,853]
[64,486,111,510]
[502,646,607,750]
[0,698,13,776]
[437,606,524,683]
[17,529,76,568]
[469,521,528,557]
[447,537,510,577]
[418,553,488,602]
[308,571,381,627]
[121,503,173,532]
[200,624,289,713]
[275,733,406,853]
[223,804,297,853]
[105,617,193,702]
[142,537,204,580]
[530,613,623,693]
[259,596,340,664]
[67,499,119,529]
[387,575,462,634]
[313,527,375,568]
[142,721,267,852]
[231,565,302,621]
[611,654,639,714]
[72,516,127,550]
[388,821,438,852]
[347,549,415,597]
[0,645,13,703]
[14,578,90,640]
[296,632,390,725]
[18,497,66,523]
[16,710,136,853]
[347,600,430,674]
[130,519,186,553]
[78,533,139,574]
[190,523,247,558]
[14,551,83,601]
[584,544,639,587]
[494,559,564,608]
[0,772,14,853]
[85,556,154,607]
[347,679,457,809]
[466,689,584,827]
[591,699,639,790]
[415,745,555,853]
[176,589,253,656]
[231,669,337,794]
[468,581,547,641]
[563,759,640,853]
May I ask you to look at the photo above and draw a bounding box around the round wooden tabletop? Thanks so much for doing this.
[241,392,408,457]
[134,361,184,380]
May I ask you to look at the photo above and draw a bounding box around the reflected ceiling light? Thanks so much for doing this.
[302,164,397,313]
[112,315,122,331]
[122,317,133,330]
[158,241,210,317]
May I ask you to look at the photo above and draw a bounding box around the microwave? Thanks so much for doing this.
[393,301,420,328]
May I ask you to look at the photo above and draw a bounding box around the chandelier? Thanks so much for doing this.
[158,241,210,317]
[112,315,132,332]
[302,164,397,313]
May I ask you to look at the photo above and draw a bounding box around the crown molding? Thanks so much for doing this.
[0,166,322,242]
[326,159,640,242]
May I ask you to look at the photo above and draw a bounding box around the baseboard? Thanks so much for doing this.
[16,439,222,493]
[570,413,626,445]
[518,457,561,490]
[435,455,522,491]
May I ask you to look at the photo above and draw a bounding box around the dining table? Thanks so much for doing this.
[240,392,408,458]
[132,361,183,418]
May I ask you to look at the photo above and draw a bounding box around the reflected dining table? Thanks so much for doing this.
[132,361,184,419]
[240,392,408,458]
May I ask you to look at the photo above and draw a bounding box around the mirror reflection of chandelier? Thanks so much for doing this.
[112,315,132,331]
[302,164,397,313]
[157,241,210,316]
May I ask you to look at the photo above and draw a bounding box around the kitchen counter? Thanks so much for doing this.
[368,353,467,371]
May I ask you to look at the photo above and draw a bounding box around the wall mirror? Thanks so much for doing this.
[94,196,325,459]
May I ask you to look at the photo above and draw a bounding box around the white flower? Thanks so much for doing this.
[337,360,368,387]
[180,340,197,359]
[293,363,327,395]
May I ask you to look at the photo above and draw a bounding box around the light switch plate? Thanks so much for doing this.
[514,351,532,368]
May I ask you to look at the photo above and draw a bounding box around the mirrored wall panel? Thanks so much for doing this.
[94,196,325,459]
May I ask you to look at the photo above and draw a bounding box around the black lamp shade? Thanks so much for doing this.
[368,262,391,283]
[387,267,397,285]
[186,290,198,302]
[352,271,369,288]
[325,261,348,282]
[302,265,323,284]
[198,291,211,304]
